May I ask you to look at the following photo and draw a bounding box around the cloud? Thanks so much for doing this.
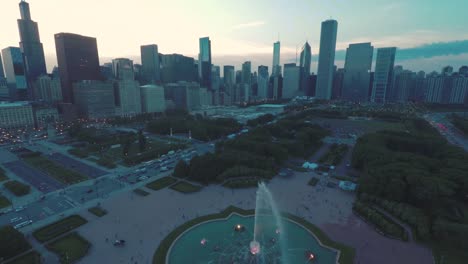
[232,21,266,30]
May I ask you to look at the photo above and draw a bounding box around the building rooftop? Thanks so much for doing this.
[0,101,30,107]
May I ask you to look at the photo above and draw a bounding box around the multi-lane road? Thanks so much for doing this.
[424,112,468,152]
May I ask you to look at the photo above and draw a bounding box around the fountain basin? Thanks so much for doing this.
[166,213,339,263]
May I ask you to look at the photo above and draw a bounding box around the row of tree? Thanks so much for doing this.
[353,118,468,249]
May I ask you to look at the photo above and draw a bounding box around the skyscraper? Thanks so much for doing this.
[140,44,161,84]
[371,47,396,103]
[112,58,141,116]
[1,47,28,100]
[283,63,301,99]
[0,54,5,78]
[272,41,281,76]
[316,19,338,100]
[223,66,235,87]
[257,66,269,99]
[300,42,312,93]
[160,54,196,83]
[55,33,101,103]
[198,37,212,89]
[17,0,47,99]
[112,58,135,81]
[342,43,374,102]
[242,61,251,101]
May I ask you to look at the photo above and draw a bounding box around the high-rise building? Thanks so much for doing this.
[393,70,416,102]
[34,75,62,103]
[1,47,28,100]
[0,53,5,78]
[332,68,345,99]
[241,62,252,101]
[100,63,113,80]
[212,65,221,91]
[371,47,396,103]
[55,33,101,103]
[316,19,338,100]
[449,75,468,104]
[112,58,135,81]
[73,80,115,119]
[140,44,161,84]
[257,66,269,99]
[300,42,312,92]
[283,63,301,99]
[17,0,47,97]
[342,43,373,102]
[160,54,196,83]
[198,37,212,89]
[0,102,34,129]
[140,85,166,113]
[165,81,201,111]
[0,78,8,100]
[272,41,281,76]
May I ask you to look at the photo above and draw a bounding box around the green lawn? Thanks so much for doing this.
[0,194,12,209]
[318,144,349,166]
[46,232,90,264]
[133,188,150,196]
[23,155,87,185]
[33,215,88,243]
[6,251,41,264]
[146,177,178,191]
[0,226,32,261]
[87,207,107,217]
[4,181,31,197]
[308,177,319,186]
[170,181,202,193]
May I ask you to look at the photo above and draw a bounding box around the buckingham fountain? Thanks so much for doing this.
[165,182,339,263]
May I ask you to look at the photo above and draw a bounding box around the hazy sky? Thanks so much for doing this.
[1,0,468,74]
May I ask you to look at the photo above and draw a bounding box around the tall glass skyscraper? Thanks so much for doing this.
[342,43,374,102]
[140,44,161,84]
[316,19,338,100]
[198,37,212,89]
[300,41,312,93]
[272,41,281,76]
[55,33,101,103]
[371,47,396,103]
[1,47,28,100]
[17,0,47,99]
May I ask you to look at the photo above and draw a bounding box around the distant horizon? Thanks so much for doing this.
[2,0,468,75]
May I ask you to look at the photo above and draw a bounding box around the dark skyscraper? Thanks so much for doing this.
[55,33,101,103]
[0,54,5,78]
[300,41,312,92]
[160,54,196,83]
[198,37,212,89]
[17,0,47,99]
[140,44,161,84]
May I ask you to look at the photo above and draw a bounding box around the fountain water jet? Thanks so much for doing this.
[251,182,289,263]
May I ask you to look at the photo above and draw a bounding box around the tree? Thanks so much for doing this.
[138,130,147,152]
[173,160,189,178]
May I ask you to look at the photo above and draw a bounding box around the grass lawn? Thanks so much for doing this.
[0,226,32,261]
[308,177,319,186]
[6,251,41,264]
[46,232,90,264]
[318,144,349,166]
[146,177,177,191]
[4,180,31,197]
[33,215,88,243]
[170,181,202,193]
[133,188,150,196]
[87,207,107,217]
[0,194,12,209]
[23,155,87,185]
[222,178,260,189]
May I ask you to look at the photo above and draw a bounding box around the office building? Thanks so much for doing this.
[316,19,338,100]
[73,80,115,119]
[393,70,416,102]
[242,61,252,100]
[449,75,468,104]
[0,78,8,100]
[0,101,34,129]
[332,68,345,99]
[34,75,62,102]
[342,43,373,102]
[140,44,161,84]
[212,65,221,91]
[272,41,281,76]
[198,37,212,89]
[55,33,101,103]
[34,107,59,129]
[165,82,201,111]
[257,66,269,99]
[0,54,5,78]
[300,42,312,92]
[112,58,135,80]
[1,47,28,100]
[100,63,113,80]
[17,0,47,94]
[425,74,445,103]
[371,47,396,103]
[283,63,301,99]
[140,85,166,113]
[160,54,196,83]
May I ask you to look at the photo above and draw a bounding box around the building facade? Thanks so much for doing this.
[160,54,196,83]
[140,85,166,113]
[55,33,101,103]
[257,66,269,99]
[34,75,62,102]
[342,43,373,102]
[140,44,161,84]
[1,47,28,100]
[198,37,212,89]
[283,63,301,99]
[73,80,115,119]
[371,47,396,103]
[0,102,34,129]
[316,19,338,100]
[272,41,281,77]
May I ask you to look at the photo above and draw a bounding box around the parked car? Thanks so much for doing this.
[113,239,126,246]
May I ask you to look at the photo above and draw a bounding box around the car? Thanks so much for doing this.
[10,217,23,223]
[113,239,126,246]
[15,206,26,212]
[138,176,148,181]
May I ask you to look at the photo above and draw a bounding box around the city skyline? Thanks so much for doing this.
[1,0,468,74]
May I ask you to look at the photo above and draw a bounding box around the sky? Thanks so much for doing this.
[1,0,468,75]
